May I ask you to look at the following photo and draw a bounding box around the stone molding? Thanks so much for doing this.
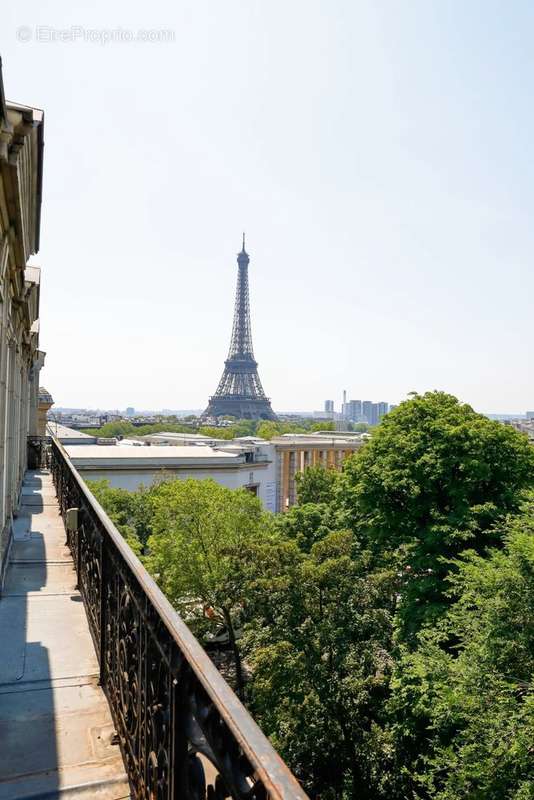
[0,61,45,590]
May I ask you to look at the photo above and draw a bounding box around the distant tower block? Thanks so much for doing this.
[204,237,277,421]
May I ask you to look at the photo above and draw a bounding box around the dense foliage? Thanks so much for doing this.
[296,463,340,504]
[338,392,534,641]
[145,479,274,697]
[88,392,534,798]
[81,420,196,438]
[391,511,534,798]
[244,531,398,799]
[89,479,154,554]
[80,417,343,440]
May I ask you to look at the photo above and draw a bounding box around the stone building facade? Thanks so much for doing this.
[272,432,365,512]
[0,61,45,589]
[37,386,53,435]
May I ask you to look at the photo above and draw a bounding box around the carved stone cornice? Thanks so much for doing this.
[0,102,44,264]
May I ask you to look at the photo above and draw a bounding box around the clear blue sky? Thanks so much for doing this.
[3,0,534,413]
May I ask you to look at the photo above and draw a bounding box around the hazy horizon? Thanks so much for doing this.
[50,404,531,420]
[4,1,534,414]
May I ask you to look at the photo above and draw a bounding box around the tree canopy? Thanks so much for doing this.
[296,463,339,505]
[391,506,534,798]
[337,391,534,640]
[81,420,195,438]
[244,531,398,799]
[89,391,534,799]
[88,479,154,554]
[145,479,274,697]
[81,416,337,441]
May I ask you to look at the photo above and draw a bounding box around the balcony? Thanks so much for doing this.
[0,436,308,799]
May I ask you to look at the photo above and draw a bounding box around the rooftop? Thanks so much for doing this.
[139,432,226,446]
[271,433,364,446]
[145,432,221,441]
[47,423,97,443]
[65,444,243,468]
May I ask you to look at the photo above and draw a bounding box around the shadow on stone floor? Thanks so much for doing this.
[0,471,128,799]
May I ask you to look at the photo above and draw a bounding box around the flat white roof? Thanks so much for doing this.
[49,424,96,441]
[142,432,221,441]
[271,434,363,446]
[65,444,242,469]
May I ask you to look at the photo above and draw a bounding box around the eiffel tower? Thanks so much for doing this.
[204,237,277,421]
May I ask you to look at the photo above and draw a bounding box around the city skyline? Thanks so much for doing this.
[48,401,534,421]
[4,1,534,412]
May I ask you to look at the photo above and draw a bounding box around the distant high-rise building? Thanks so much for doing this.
[376,402,389,421]
[324,400,334,414]
[362,400,372,424]
[344,398,391,424]
[347,399,362,421]
[125,407,135,417]
[527,411,534,420]
[369,403,379,425]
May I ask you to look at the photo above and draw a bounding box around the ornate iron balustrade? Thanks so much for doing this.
[49,436,308,800]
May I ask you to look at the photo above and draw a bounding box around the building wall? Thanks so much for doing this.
[37,391,53,435]
[0,85,45,591]
[273,439,363,512]
[76,462,278,513]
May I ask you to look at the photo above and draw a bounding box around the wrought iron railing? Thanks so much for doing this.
[49,436,308,800]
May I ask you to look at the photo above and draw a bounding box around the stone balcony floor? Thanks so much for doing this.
[0,470,129,799]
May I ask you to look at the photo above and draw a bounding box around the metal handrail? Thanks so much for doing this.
[49,434,308,800]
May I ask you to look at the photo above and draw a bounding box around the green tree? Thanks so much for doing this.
[145,479,274,698]
[232,419,260,437]
[256,420,282,440]
[81,421,136,438]
[296,463,339,505]
[391,507,534,799]
[311,421,335,432]
[88,479,154,554]
[275,502,339,553]
[198,426,235,440]
[244,531,398,799]
[81,420,196,438]
[338,391,534,641]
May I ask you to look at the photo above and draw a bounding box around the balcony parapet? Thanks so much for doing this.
[49,435,308,800]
